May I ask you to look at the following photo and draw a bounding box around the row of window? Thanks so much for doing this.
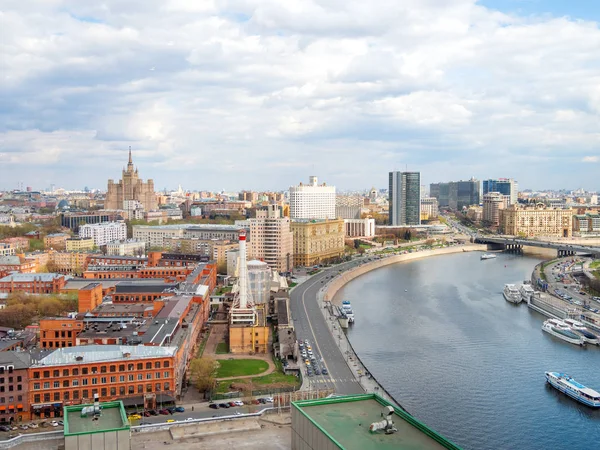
[0,385,22,392]
[0,395,22,404]
[32,361,170,378]
[0,376,22,383]
[33,383,171,403]
[33,371,170,389]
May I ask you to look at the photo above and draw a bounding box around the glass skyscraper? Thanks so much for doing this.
[389,171,421,226]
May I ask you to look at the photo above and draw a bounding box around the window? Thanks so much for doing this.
[146,362,152,370]
[119,376,125,382]
[109,365,116,373]
[137,385,143,394]
[119,365,125,371]
[34,394,40,403]
[119,387,125,395]
[53,392,60,401]
[146,384,152,392]
[43,371,50,378]
[146,373,152,380]
[72,380,79,387]
[137,374,143,381]
[43,382,50,389]
[155,383,161,391]
[82,379,88,386]
[137,363,143,370]
[8,396,13,403]
[53,370,59,377]
[154,361,160,369]
[110,387,116,396]
[164,382,170,391]
[62,369,69,377]
[92,389,98,396]
[128,364,134,371]
[17,385,21,391]
[101,377,107,384]
[128,386,134,394]
[91,378,98,385]
[64,392,69,401]
[82,390,88,399]
[164,361,169,368]
[100,366,107,373]
[155,372,161,379]
[63,380,69,388]
[17,376,22,382]
[164,371,169,379]
[91,367,98,374]
[33,371,40,379]
[73,391,79,400]
[82,368,88,375]
[53,381,59,389]
[72,368,79,376]
[101,388,107,397]
[17,395,22,402]
[33,383,40,390]
[110,376,116,383]
[44,393,50,402]
[128,375,134,382]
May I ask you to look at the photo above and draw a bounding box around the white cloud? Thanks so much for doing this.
[1,0,599,190]
[582,156,599,163]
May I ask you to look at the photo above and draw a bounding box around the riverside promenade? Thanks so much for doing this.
[308,244,487,410]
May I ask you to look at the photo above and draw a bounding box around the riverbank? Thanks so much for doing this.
[310,244,486,409]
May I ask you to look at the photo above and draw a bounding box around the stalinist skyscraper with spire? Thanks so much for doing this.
[105,147,157,211]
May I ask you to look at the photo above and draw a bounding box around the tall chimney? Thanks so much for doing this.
[238,230,248,309]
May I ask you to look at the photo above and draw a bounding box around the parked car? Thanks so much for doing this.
[50,421,60,427]
[265,397,274,403]
[0,426,10,432]
[29,423,39,429]
[228,401,236,407]
[209,404,219,409]
[128,414,142,421]
[58,421,64,426]
[233,400,244,406]
[321,368,328,375]
[166,419,175,423]
[159,409,170,415]
[219,403,230,408]
[143,411,151,417]
[174,406,185,413]
[166,407,176,414]
[252,399,260,404]
[257,398,266,404]
[19,425,28,430]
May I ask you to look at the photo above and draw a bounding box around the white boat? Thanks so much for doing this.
[545,372,600,408]
[481,253,497,260]
[342,300,354,324]
[542,319,585,346]
[503,284,522,304]
[562,319,600,346]
[519,283,535,302]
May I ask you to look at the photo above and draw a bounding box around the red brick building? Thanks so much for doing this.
[0,273,67,294]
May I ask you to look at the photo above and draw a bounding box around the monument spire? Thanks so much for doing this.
[128,146,132,164]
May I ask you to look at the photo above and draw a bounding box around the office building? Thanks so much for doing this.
[500,204,573,237]
[105,148,157,211]
[573,213,600,235]
[335,195,364,219]
[483,192,507,226]
[430,179,480,210]
[60,212,121,232]
[289,176,336,220]
[291,219,345,267]
[43,233,69,250]
[482,178,518,205]
[0,273,67,294]
[133,224,244,248]
[79,222,127,247]
[420,197,439,221]
[248,205,294,272]
[389,171,421,226]
[64,401,131,450]
[65,237,95,252]
[106,240,146,256]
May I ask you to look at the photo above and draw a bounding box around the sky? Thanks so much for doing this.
[1,0,599,193]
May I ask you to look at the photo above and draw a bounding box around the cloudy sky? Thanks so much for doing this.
[1,0,599,192]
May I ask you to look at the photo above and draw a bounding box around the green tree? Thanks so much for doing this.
[189,357,218,395]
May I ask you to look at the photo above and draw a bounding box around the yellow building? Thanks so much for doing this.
[65,237,95,252]
[291,219,345,267]
[51,252,90,275]
[105,148,157,211]
[229,305,270,354]
[500,204,573,238]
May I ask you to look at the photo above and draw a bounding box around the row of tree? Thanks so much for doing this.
[0,293,78,330]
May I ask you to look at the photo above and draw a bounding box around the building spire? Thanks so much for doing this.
[128,146,132,165]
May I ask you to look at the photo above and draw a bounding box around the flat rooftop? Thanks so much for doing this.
[293,394,460,450]
[65,401,129,435]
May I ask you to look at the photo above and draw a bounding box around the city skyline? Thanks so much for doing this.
[2,1,599,192]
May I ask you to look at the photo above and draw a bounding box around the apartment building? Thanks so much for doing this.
[249,205,294,272]
[133,224,244,248]
[483,192,507,226]
[43,233,69,250]
[420,197,439,221]
[65,237,94,252]
[50,252,89,275]
[28,345,176,418]
[500,204,573,238]
[291,219,345,267]
[106,240,146,256]
[0,352,31,422]
[79,222,127,247]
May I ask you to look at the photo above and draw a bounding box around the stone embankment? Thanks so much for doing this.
[324,244,487,304]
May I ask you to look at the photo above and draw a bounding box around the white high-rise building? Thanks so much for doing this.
[289,176,336,220]
[79,222,127,247]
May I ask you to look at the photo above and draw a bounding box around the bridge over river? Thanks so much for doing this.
[474,236,600,258]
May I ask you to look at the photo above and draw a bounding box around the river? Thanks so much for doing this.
[336,251,600,450]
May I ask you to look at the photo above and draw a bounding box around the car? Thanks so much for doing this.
[228,401,237,407]
[58,421,64,426]
[10,426,17,430]
[257,398,266,404]
[19,425,28,430]
[315,368,321,375]
[40,421,49,428]
[166,419,175,423]
[149,410,158,416]
[50,421,59,427]
[579,291,586,295]
[265,397,274,403]
[234,411,242,416]
[29,423,39,429]
[209,404,219,409]
[221,403,231,408]
[307,371,314,377]
[321,368,328,375]
[128,414,142,421]
[159,409,170,415]
[252,399,260,404]
[185,418,194,422]
[234,400,244,406]
[0,425,10,432]
[174,406,185,413]
[143,411,151,417]
[167,407,176,413]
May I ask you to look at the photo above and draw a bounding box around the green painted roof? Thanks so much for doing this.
[64,400,130,436]
[292,394,461,450]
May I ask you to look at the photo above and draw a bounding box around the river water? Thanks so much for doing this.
[337,251,600,450]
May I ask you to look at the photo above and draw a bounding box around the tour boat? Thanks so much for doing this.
[519,283,535,303]
[562,319,600,346]
[481,253,497,260]
[545,372,600,408]
[342,300,355,324]
[542,319,585,346]
[503,284,522,304]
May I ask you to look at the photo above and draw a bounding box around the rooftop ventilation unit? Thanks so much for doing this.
[369,406,398,435]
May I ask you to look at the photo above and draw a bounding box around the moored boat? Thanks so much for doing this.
[519,283,535,303]
[562,319,600,346]
[503,284,522,304]
[342,300,355,324]
[542,319,585,346]
[545,372,600,408]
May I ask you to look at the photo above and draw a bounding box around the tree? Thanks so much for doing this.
[357,247,366,255]
[353,239,360,250]
[189,357,218,395]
